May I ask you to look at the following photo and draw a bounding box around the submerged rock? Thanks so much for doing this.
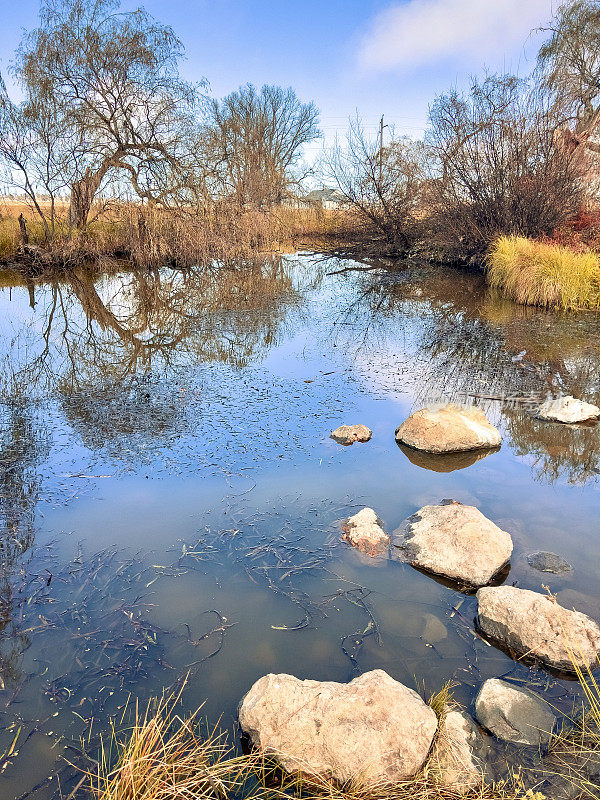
[238,669,438,785]
[330,424,372,445]
[395,403,501,454]
[430,709,489,790]
[537,396,600,424]
[342,508,390,556]
[477,586,600,672]
[527,551,573,574]
[394,500,513,587]
[475,678,556,747]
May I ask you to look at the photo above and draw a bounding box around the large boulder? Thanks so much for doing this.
[394,500,513,587]
[330,424,372,445]
[238,669,438,785]
[477,586,600,672]
[342,508,390,556]
[537,396,600,424]
[430,710,489,790]
[395,403,501,454]
[475,679,556,747]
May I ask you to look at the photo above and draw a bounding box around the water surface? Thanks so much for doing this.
[0,254,599,798]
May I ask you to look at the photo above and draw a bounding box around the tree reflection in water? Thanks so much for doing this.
[0,256,301,695]
[334,261,600,484]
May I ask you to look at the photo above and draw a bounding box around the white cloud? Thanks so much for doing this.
[358,0,554,74]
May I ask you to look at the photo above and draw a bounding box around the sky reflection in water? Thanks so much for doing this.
[0,254,599,798]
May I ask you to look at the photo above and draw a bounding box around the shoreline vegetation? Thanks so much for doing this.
[89,662,600,800]
[2,1,600,309]
[3,199,600,312]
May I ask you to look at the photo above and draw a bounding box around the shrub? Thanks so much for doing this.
[486,235,600,310]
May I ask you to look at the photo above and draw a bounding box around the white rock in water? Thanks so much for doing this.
[537,396,600,424]
[475,679,556,747]
[477,586,600,672]
[394,500,513,586]
[395,404,501,453]
[431,710,489,789]
[238,669,438,785]
[330,424,372,445]
[342,508,390,556]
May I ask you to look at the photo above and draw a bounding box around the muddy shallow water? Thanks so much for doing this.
[0,254,599,798]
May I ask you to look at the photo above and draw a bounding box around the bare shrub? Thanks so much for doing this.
[323,117,427,253]
[426,74,584,260]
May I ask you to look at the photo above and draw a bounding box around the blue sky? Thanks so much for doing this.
[1,0,557,153]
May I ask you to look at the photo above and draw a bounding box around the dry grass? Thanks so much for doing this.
[0,198,355,268]
[89,688,258,800]
[486,235,600,310]
[87,683,529,800]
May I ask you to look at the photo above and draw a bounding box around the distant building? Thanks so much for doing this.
[304,188,346,210]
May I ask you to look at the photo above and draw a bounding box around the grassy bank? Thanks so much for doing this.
[486,236,600,311]
[88,687,546,800]
[0,200,355,269]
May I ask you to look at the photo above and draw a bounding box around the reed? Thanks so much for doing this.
[486,235,600,310]
[90,688,259,800]
[0,199,353,268]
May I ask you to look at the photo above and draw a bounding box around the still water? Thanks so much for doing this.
[0,254,599,798]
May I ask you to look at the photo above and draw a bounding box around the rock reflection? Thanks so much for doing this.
[396,441,500,472]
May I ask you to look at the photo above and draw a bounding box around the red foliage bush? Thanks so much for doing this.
[546,205,600,251]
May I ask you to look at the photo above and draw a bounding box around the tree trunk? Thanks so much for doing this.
[68,152,122,230]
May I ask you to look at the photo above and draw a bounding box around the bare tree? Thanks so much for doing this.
[323,117,426,252]
[12,0,204,230]
[426,74,583,257]
[538,1,600,145]
[0,74,79,240]
[208,84,320,209]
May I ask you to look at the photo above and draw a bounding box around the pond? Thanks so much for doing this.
[0,253,599,798]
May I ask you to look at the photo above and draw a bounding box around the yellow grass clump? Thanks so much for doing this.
[89,688,258,800]
[486,236,600,311]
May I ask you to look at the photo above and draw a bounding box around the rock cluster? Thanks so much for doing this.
[537,396,600,424]
[342,508,390,556]
[395,403,501,454]
[330,424,372,445]
[477,586,600,672]
[238,670,438,784]
[394,500,513,587]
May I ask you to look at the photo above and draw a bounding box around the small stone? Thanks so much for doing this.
[395,403,501,454]
[477,586,600,672]
[537,396,600,424]
[431,710,489,789]
[330,424,372,445]
[394,500,513,587]
[342,508,390,556]
[238,669,438,785]
[475,678,556,747]
[527,552,573,574]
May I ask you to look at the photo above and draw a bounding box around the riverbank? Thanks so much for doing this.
[0,200,360,270]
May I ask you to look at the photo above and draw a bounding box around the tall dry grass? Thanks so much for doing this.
[486,236,600,310]
[89,689,258,800]
[0,199,354,268]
